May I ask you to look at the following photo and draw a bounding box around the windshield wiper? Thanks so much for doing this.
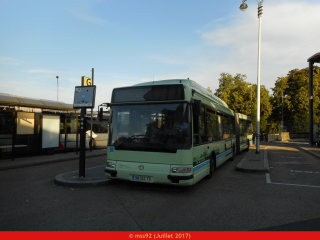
[115,135,147,150]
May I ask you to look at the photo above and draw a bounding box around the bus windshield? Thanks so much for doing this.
[109,103,191,152]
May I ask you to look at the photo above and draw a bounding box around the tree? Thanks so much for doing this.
[206,87,213,93]
[270,66,320,126]
[213,72,272,132]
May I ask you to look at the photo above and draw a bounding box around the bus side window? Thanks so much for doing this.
[193,107,202,145]
[200,106,207,143]
[206,110,216,142]
[222,116,230,139]
[230,117,235,137]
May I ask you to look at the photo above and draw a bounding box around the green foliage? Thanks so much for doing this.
[268,122,281,133]
[213,72,272,133]
[206,87,213,93]
[270,66,320,124]
[210,67,320,134]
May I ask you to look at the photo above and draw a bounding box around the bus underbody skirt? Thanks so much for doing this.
[167,174,193,183]
[105,169,117,177]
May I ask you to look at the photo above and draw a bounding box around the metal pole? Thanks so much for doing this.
[76,114,78,155]
[56,76,59,101]
[12,112,16,161]
[309,61,314,146]
[256,2,263,154]
[251,85,252,126]
[64,115,67,154]
[79,108,86,177]
[282,91,284,130]
[90,68,94,151]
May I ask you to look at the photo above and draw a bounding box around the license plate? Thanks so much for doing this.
[132,175,151,182]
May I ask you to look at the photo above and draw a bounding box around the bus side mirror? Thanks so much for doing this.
[98,107,103,122]
[193,100,201,116]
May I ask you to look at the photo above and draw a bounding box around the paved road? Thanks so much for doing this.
[1,142,320,231]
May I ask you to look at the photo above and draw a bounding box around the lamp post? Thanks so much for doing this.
[56,76,59,101]
[282,91,284,131]
[240,0,263,154]
[249,84,253,129]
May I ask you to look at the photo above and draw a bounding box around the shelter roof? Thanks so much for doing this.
[307,52,320,63]
[0,93,77,111]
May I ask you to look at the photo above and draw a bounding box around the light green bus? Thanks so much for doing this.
[105,79,252,185]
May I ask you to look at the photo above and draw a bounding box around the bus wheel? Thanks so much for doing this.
[205,153,215,179]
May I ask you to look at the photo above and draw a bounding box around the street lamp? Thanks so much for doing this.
[240,0,264,154]
[56,76,59,101]
[239,0,248,11]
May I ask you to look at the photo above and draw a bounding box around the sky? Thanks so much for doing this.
[1,0,320,109]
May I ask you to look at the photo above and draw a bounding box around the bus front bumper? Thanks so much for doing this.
[167,174,193,183]
[104,162,194,185]
[105,169,117,177]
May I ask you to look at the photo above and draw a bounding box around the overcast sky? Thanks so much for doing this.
[1,0,319,108]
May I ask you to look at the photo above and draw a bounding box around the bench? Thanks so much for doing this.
[0,145,28,160]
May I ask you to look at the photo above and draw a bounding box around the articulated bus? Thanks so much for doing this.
[105,79,252,185]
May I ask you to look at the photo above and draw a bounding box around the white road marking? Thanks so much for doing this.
[266,173,320,188]
[266,146,320,188]
[290,170,319,174]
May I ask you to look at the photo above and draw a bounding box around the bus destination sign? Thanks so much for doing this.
[112,85,185,103]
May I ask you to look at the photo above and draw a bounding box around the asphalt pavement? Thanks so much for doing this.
[0,148,112,187]
[1,139,320,188]
[236,139,320,172]
[1,140,320,231]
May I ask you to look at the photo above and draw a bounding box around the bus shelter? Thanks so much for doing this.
[0,93,78,160]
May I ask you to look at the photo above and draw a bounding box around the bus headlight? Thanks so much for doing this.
[107,162,115,168]
[172,167,191,173]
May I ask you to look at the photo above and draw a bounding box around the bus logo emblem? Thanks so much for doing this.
[138,164,144,170]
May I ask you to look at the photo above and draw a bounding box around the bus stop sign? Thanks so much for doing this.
[73,85,96,109]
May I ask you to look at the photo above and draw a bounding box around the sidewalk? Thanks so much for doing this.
[54,165,113,188]
[297,144,320,158]
[0,148,113,188]
[0,148,107,170]
[236,145,269,173]
[236,141,320,172]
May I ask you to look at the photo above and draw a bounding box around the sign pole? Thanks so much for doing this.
[74,85,96,178]
[90,68,94,151]
[79,108,86,177]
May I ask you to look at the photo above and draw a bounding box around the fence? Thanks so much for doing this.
[283,122,320,133]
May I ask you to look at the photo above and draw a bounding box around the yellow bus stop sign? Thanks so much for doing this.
[82,76,93,86]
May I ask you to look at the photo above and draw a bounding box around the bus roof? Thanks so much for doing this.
[113,79,250,120]
[133,79,229,109]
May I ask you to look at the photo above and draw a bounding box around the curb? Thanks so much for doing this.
[236,149,269,173]
[0,153,107,171]
[297,146,320,159]
[54,165,115,188]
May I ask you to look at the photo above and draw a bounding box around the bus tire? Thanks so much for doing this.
[205,152,216,180]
